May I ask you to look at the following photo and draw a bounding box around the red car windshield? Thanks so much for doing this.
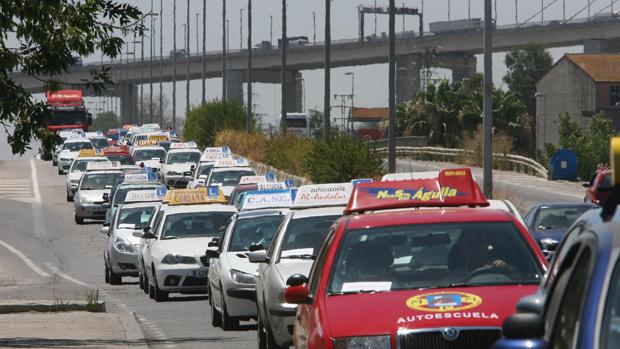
[48,110,86,125]
[328,222,543,295]
[106,154,134,165]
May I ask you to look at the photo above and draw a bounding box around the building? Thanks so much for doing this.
[536,54,620,150]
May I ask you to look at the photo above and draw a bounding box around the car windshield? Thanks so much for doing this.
[278,215,341,260]
[90,138,109,149]
[63,142,93,152]
[117,206,156,229]
[208,170,256,187]
[166,151,201,164]
[328,222,544,295]
[80,173,120,190]
[533,206,593,230]
[197,164,214,178]
[161,212,234,239]
[71,159,108,172]
[229,215,285,252]
[113,186,162,206]
[106,154,134,165]
[133,149,167,161]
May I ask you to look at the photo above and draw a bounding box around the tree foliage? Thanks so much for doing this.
[91,112,120,133]
[1,1,143,155]
[305,134,384,183]
[183,100,249,149]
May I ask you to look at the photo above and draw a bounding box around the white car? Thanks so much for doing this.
[73,168,122,224]
[143,192,237,301]
[103,201,160,285]
[186,161,217,189]
[208,189,293,330]
[65,157,109,202]
[57,138,95,174]
[160,146,202,188]
[131,146,167,173]
[251,183,353,348]
[207,167,257,198]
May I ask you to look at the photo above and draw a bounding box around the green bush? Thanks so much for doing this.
[263,135,313,177]
[183,100,249,149]
[304,134,384,183]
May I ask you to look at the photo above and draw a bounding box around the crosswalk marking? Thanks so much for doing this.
[0,179,33,199]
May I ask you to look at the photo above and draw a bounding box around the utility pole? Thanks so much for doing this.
[515,0,518,26]
[159,0,163,125]
[483,0,493,197]
[186,0,190,116]
[140,33,144,124]
[388,0,396,173]
[247,0,253,132]
[149,0,154,122]
[312,11,316,45]
[281,0,287,135]
[133,39,137,120]
[270,15,273,45]
[222,0,227,101]
[448,0,451,21]
[172,0,177,129]
[346,72,355,136]
[324,0,331,140]
[202,0,206,105]
[374,0,377,36]
[240,8,244,51]
[196,13,199,52]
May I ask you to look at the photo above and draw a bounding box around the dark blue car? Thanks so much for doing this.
[492,221,620,349]
[524,203,596,256]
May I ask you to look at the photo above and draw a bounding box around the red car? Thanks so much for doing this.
[102,146,134,166]
[285,168,547,349]
[583,168,612,204]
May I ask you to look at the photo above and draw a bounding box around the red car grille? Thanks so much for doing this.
[397,329,501,349]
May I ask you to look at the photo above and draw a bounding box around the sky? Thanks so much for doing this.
[30,0,610,129]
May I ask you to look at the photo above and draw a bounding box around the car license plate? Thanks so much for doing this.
[193,269,208,278]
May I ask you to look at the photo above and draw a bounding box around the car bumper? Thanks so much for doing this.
[58,161,72,172]
[75,203,108,219]
[267,302,297,346]
[163,175,191,188]
[109,249,139,276]
[223,285,258,318]
[154,264,209,292]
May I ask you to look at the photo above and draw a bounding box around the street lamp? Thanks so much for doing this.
[345,72,355,136]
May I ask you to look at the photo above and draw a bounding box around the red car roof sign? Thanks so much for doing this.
[345,168,488,214]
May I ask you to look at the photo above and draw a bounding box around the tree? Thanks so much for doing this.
[91,112,120,133]
[1,1,143,155]
[504,44,553,153]
[183,100,249,149]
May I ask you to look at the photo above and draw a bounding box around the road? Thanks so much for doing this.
[0,159,255,349]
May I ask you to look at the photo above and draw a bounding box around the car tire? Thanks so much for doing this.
[209,285,222,328]
[221,286,239,331]
[153,274,168,302]
[52,160,57,166]
[66,191,73,202]
[74,214,83,225]
[266,320,286,349]
[138,271,144,290]
[109,270,122,285]
[143,272,150,295]
[104,265,110,284]
[148,283,155,299]
[58,168,63,175]
[257,308,267,349]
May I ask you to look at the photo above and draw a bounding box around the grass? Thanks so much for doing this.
[85,289,100,312]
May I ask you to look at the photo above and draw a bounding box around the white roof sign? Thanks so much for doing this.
[241,189,293,211]
[170,141,198,149]
[203,146,231,154]
[123,172,159,184]
[214,158,250,168]
[257,182,287,191]
[125,188,167,203]
[86,161,121,171]
[381,171,439,181]
[293,183,353,209]
[200,152,231,162]
[239,175,271,185]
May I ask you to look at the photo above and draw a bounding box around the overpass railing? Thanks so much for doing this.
[375,146,549,178]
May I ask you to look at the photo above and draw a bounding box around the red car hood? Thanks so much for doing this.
[324,285,537,338]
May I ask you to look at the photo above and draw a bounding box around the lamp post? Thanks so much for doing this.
[186,0,190,117]
[172,0,177,129]
[159,0,163,125]
[483,0,493,197]
[281,0,287,135]
[202,0,206,105]
[345,72,355,136]
[324,0,331,140]
[247,0,253,132]
[388,0,396,173]
[222,0,227,101]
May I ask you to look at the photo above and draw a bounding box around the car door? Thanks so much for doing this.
[145,211,165,277]
[210,218,234,311]
[106,207,120,266]
[295,229,335,349]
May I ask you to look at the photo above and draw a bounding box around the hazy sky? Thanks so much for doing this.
[35,1,605,127]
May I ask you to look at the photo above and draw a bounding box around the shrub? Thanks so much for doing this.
[263,135,313,177]
[215,129,267,162]
[304,134,384,183]
[183,100,248,149]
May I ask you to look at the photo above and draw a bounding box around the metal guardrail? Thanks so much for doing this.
[375,146,549,178]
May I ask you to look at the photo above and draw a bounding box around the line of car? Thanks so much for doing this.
[48,124,620,349]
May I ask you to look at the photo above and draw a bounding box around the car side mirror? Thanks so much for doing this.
[284,285,311,305]
[205,249,220,258]
[141,231,157,239]
[207,240,219,247]
[515,294,544,315]
[502,313,545,340]
[286,274,309,287]
[159,159,165,164]
[249,243,265,252]
[102,193,109,202]
[100,226,110,235]
[143,226,151,233]
[248,250,269,264]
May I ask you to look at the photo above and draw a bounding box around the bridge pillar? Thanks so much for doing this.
[396,55,422,105]
[113,83,137,125]
[226,70,245,105]
[451,55,478,83]
[285,71,303,113]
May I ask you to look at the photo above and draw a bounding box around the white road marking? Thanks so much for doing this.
[0,240,50,277]
[44,263,92,288]
[29,160,46,237]
[30,159,41,203]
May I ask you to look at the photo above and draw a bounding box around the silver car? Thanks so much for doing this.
[73,170,121,224]
[252,207,344,348]
[57,138,94,174]
[103,201,159,284]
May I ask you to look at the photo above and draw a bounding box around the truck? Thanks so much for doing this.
[285,113,310,137]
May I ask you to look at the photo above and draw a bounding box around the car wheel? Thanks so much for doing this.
[148,283,155,299]
[209,285,222,328]
[266,320,286,349]
[74,214,83,225]
[66,191,73,202]
[58,168,63,175]
[104,264,110,284]
[153,274,168,302]
[109,269,122,285]
[52,160,57,166]
[138,271,144,290]
[143,272,150,295]
[221,286,239,331]
[257,308,267,349]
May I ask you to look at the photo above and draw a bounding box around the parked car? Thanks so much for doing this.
[584,168,612,204]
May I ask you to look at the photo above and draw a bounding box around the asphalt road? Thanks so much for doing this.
[0,159,256,349]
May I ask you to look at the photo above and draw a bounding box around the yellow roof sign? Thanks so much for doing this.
[149,135,169,142]
[611,137,620,185]
[79,149,97,157]
[137,140,159,147]
[165,187,227,206]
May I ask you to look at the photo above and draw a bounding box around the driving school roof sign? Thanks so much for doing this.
[165,187,226,206]
[125,188,167,203]
[86,161,121,171]
[240,189,294,211]
[123,172,158,184]
[293,183,354,209]
[345,168,488,214]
